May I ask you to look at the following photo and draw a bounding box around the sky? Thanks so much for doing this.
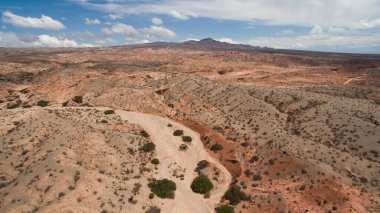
[0,0,380,53]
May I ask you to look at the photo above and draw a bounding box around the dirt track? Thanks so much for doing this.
[117,110,232,213]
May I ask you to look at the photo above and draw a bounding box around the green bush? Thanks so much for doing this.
[7,101,21,109]
[151,158,159,165]
[191,175,213,194]
[215,205,235,213]
[249,155,259,163]
[179,144,188,151]
[148,193,155,199]
[173,130,184,136]
[145,206,160,213]
[104,110,115,115]
[195,160,209,172]
[210,143,223,152]
[252,174,262,181]
[224,185,249,205]
[37,100,49,107]
[142,142,156,152]
[148,179,176,199]
[140,130,150,138]
[73,96,83,103]
[182,136,192,142]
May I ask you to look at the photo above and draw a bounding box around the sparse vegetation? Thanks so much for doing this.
[73,96,83,103]
[173,130,184,136]
[191,175,213,194]
[104,110,115,115]
[142,142,156,152]
[140,130,150,138]
[182,136,192,142]
[215,205,235,213]
[151,158,159,165]
[195,160,209,173]
[179,144,188,151]
[224,185,249,205]
[148,179,176,199]
[37,100,49,107]
[210,143,223,151]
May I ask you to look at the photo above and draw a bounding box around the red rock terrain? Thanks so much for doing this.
[1,39,379,212]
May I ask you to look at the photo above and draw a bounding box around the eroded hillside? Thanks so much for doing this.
[1,41,379,212]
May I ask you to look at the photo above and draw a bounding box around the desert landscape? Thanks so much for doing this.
[0,38,380,213]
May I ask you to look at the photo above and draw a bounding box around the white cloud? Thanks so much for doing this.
[72,0,380,29]
[278,29,295,36]
[0,31,93,47]
[352,18,380,29]
[2,11,65,30]
[85,18,101,25]
[247,26,380,53]
[183,38,200,42]
[106,14,122,20]
[310,25,323,36]
[143,25,176,39]
[151,17,163,25]
[217,38,239,44]
[169,11,189,20]
[102,23,139,38]
[140,39,150,44]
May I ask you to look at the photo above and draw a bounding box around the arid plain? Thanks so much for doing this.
[1,39,380,213]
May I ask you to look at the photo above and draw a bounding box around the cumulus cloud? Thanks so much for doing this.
[0,31,92,47]
[2,11,65,30]
[102,23,139,38]
[106,14,122,20]
[85,18,100,25]
[72,0,380,29]
[143,25,176,39]
[248,26,380,53]
[217,38,239,44]
[169,11,190,20]
[151,17,163,25]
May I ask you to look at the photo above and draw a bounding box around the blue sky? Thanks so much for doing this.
[1,0,380,53]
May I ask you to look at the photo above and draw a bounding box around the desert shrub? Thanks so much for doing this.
[182,136,192,142]
[37,100,49,107]
[195,160,209,172]
[191,175,213,194]
[101,119,108,124]
[148,179,176,199]
[173,130,184,136]
[22,104,32,108]
[252,174,262,181]
[179,144,188,151]
[140,130,150,138]
[145,206,161,213]
[62,101,69,107]
[249,156,259,163]
[167,124,173,127]
[142,142,156,152]
[268,159,275,165]
[224,185,249,205]
[104,110,115,115]
[7,101,21,109]
[299,185,306,191]
[73,96,83,103]
[151,158,159,165]
[215,205,235,213]
[210,143,223,151]
[148,193,155,199]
